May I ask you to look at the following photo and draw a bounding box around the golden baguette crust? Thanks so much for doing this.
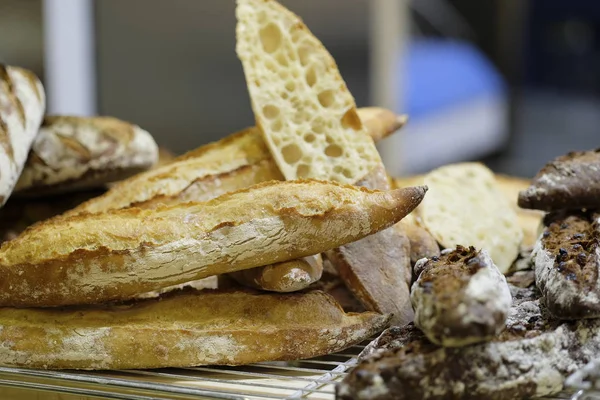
[229,255,323,292]
[0,288,390,370]
[68,108,401,216]
[0,180,426,307]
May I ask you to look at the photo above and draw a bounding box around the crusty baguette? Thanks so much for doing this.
[14,116,158,196]
[533,211,600,319]
[0,288,390,370]
[411,246,512,347]
[0,180,426,307]
[518,149,600,212]
[337,286,600,400]
[0,65,45,206]
[67,107,403,216]
[236,0,381,184]
[351,108,407,143]
[229,255,323,292]
[416,163,523,274]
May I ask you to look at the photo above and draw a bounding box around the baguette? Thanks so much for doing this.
[0,288,390,370]
[68,107,403,216]
[0,180,426,307]
[533,211,600,319]
[229,255,323,292]
[518,149,600,212]
[0,65,45,206]
[14,116,158,196]
[337,286,599,400]
[411,246,512,347]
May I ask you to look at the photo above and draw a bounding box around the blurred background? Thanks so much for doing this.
[0,0,598,177]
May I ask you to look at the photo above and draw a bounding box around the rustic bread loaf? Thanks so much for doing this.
[67,107,401,216]
[0,288,390,370]
[14,116,158,196]
[0,180,426,307]
[533,211,600,319]
[337,286,600,400]
[411,246,512,347]
[394,221,440,266]
[518,149,600,212]
[229,255,322,292]
[416,163,523,274]
[0,65,45,206]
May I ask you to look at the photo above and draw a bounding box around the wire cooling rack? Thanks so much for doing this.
[0,338,590,400]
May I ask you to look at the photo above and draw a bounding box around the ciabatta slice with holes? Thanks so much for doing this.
[415,163,522,274]
[236,0,381,184]
[0,65,45,206]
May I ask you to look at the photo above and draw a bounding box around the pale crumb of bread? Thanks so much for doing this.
[236,0,381,184]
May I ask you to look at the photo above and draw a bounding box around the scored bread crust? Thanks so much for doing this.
[236,0,381,184]
[337,286,599,400]
[14,116,159,196]
[0,65,45,206]
[0,180,426,307]
[0,288,390,370]
[411,246,512,347]
[67,107,401,216]
[228,254,323,292]
[415,163,523,274]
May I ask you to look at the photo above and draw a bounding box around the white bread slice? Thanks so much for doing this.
[235,0,381,183]
[415,163,523,273]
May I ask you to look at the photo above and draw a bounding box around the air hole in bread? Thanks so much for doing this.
[318,90,335,108]
[263,105,280,120]
[325,135,334,144]
[282,143,302,164]
[276,52,288,67]
[265,60,277,72]
[304,133,316,143]
[342,168,353,179]
[278,70,289,80]
[306,66,317,87]
[334,165,343,174]
[341,109,362,131]
[297,164,310,178]
[325,144,343,158]
[271,119,283,132]
[285,81,295,92]
[298,45,313,66]
[281,92,289,100]
[260,23,282,54]
[311,120,324,134]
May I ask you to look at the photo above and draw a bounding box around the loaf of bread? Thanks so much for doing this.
[394,221,440,266]
[0,288,389,370]
[533,211,600,319]
[0,180,426,307]
[416,163,523,274]
[236,0,382,184]
[411,246,512,347]
[0,65,45,206]
[228,255,322,292]
[518,149,600,212]
[338,285,600,399]
[68,107,402,216]
[14,116,158,196]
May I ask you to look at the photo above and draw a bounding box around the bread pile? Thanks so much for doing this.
[0,0,432,370]
[338,152,600,399]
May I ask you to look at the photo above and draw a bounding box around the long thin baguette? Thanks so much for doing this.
[0,288,390,370]
[229,255,323,292]
[0,65,45,206]
[0,180,426,307]
[67,107,403,216]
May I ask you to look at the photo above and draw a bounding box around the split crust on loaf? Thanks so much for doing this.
[0,288,390,370]
[338,286,600,400]
[68,108,402,216]
[411,246,512,347]
[0,180,426,307]
[15,116,158,196]
[0,65,45,206]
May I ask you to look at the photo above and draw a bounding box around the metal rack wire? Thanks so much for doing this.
[0,338,591,400]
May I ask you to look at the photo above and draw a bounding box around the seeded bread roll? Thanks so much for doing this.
[519,149,600,212]
[337,286,600,400]
[533,212,600,319]
[0,288,390,370]
[0,180,426,307]
[411,246,512,347]
[15,116,158,196]
[229,255,323,292]
[0,65,45,206]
